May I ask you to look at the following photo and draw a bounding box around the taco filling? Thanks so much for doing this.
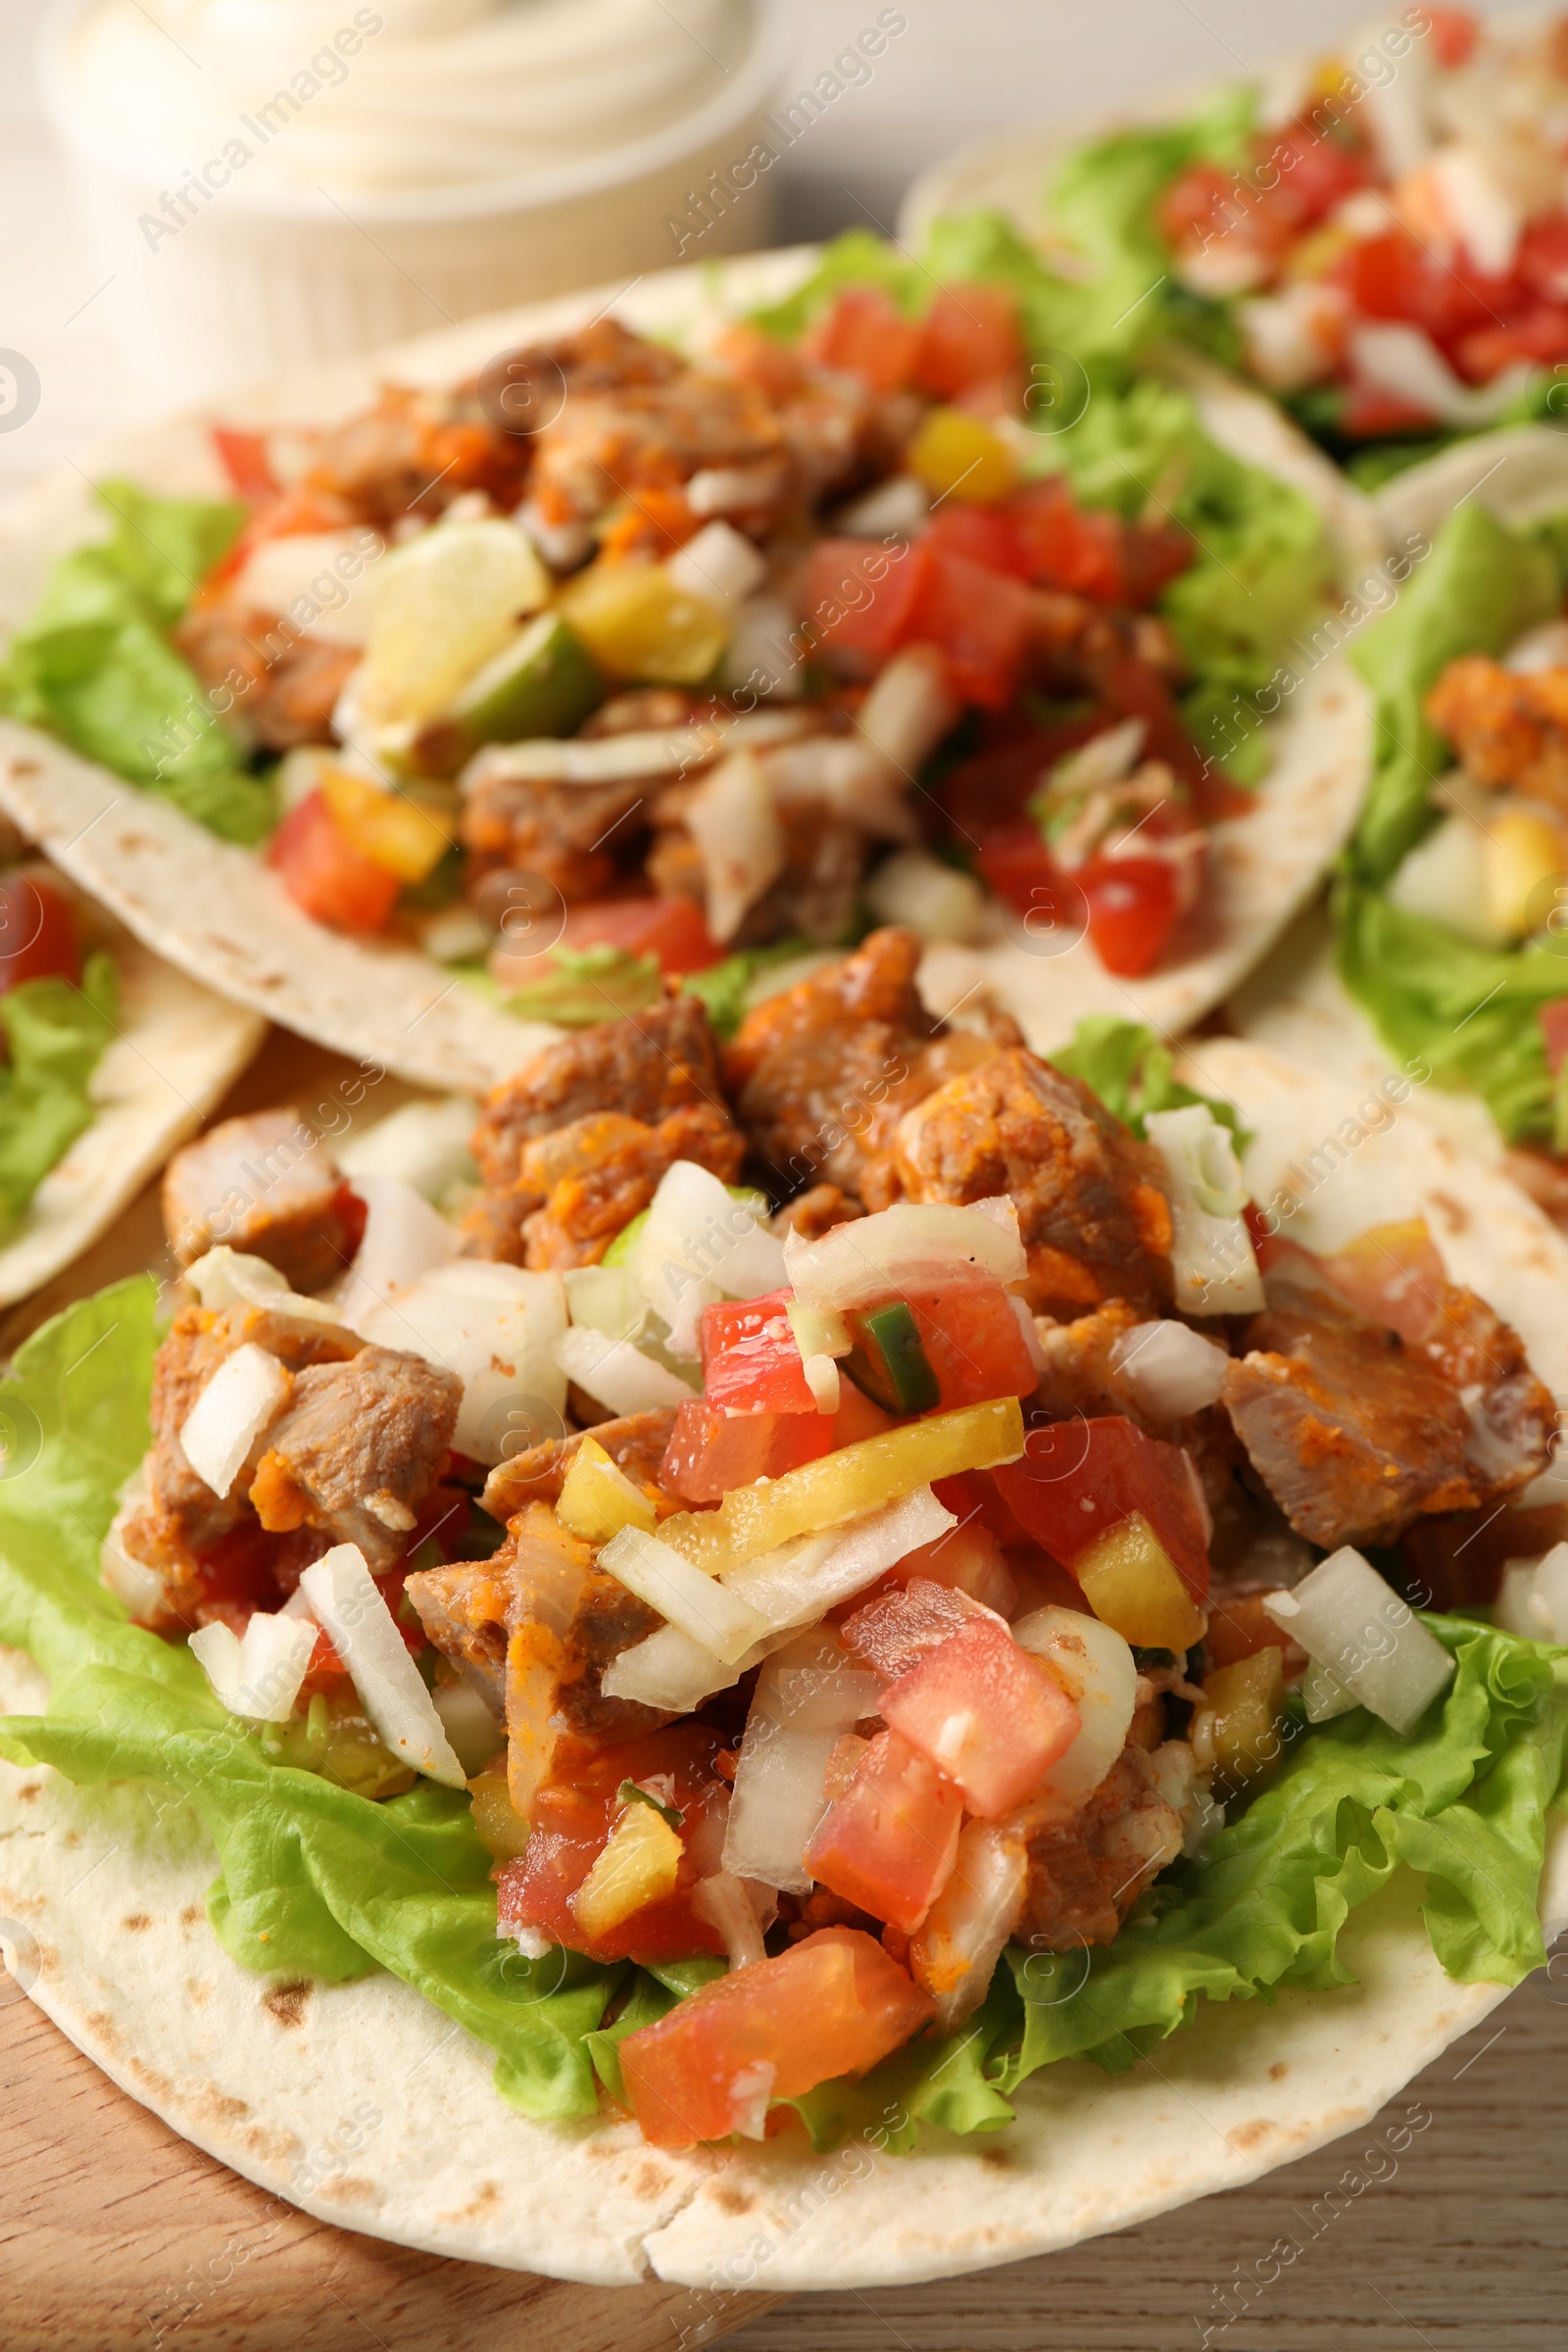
[0,851,119,1239]
[4,927,1560,2154]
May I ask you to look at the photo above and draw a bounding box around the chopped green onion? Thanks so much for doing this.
[843,1299,940,1416]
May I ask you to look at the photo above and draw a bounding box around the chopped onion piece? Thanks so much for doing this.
[335,1174,461,1332]
[720,592,806,701]
[361,1259,566,1463]
[555,1326,697,1414]
[833,476,928,539]
[189,1610,318,1725]
[722,1630,883,1892]
[300,1544,466,1787]
[908,1818,1028,2029]
[1494,1542,1568,1642]
[178,1343,291,1500]
[1110,1319,1231,1420]
[801,1353,841,1412]
[602,1620,788,1710]
[1301,1656,1357,1723]
[783,1197,1025,1312]
[666,519,768,612]
[635,1159,785,1354]
[336,1097,477,1202]
[101,1476,163,1619]
[563,1261,647,1344]
[726,1487,955,1633]
[1012,1606,1138,1812]
[686,750,787,943]
[1264,1547,1453,1736]
[690,1872,768,1969]
[432,1680,505,1774]
[1349,321,1532,427]
[598,1526,771,1664]
[855,648,959,781]
[1010,1295,1049,1375]
[1144,1106,1261,1317]
[184,1246,358,1345]
[865,847,987,944]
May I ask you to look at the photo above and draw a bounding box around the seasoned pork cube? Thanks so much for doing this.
[163,1108,366,1294]
[249,1346,461,1569]
[479,1408,679,1524]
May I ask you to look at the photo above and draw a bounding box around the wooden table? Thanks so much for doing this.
[6,1031,1568,2350]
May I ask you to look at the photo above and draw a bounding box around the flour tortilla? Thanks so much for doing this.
[0,891,263,1308]
[0,247,1374,1082]
[4,1035,1567,2289]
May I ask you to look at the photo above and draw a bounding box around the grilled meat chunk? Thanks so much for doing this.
[894,1050,1175,1317]
[249,1346,461,1570]
[172,606,360,753]
[1425,655,1568,811]
[305,377,537,527]
[162,1107,366,1292]
[461,770,652,906]
[1223,1269,1553,1550]
[479,1408,679,1523]
[1016,1740,1185,1952]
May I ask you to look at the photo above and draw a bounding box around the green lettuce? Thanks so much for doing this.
[0,949,118,1233]
[1050,1013,1246,1141]
[4,1283,1566,2153]
[0,480,274,847]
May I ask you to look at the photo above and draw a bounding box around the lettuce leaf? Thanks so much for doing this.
[0,481,273,848]
[0,949,118,1233]
[1050,1012,1246,1141]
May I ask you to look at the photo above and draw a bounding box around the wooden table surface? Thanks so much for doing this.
[6,1029,1568,2350]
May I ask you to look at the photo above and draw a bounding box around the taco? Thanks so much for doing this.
[0,848,263,1309]
[3,937,1567,2287]
[1233,422,1568,1210]
[902,8,1568,488]
[0,238,1372,1084]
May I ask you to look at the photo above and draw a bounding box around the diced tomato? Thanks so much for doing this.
[1007,476,1125,603]
[495,1725,728,1965]
[1079,855,1183,978]
[804,537,933,662]
[1456,307,1568,384]
[1519,218,1568,307]
[211,426,279,504]
[1333,228,1519,351]
[924,505,1032,579]
[1204,1590,1304,1675]
[0,871,80,993]
[879,1614,1079,1817]
[808,286,922,394]
[803,1729,964,1933]
[713,322,806,403]
[1157,162,1244,256]
[618,1927,934,2148]
[931,711,1109,836]
[1425,6,1478,68]
[994,1415,1211,1601]
[903,1282,1038,1408]
[843,1576,985,1676]
[905,547,1038,709]
[702,1290,818,1417]
[913,283,1024,399]
[1253,119,1368,233]
[267,789,402,933]
[660,1398,835,1502]
[976,824,1088,944]
[1119,518,1196,608]
[1541,996,1568,1075]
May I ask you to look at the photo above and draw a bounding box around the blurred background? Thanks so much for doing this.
[0,0,1515,500]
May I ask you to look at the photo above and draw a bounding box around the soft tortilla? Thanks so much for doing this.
[0,900,263,1307]
[4,1036,1566,2289]
[0,247,1373,1082]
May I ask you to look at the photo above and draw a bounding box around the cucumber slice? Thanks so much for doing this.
[455,610,604,744]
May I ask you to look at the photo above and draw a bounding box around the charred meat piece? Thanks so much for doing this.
[479,1408,679,1524]
[894,1050,1175,1318]
[1222,1269,1553,1551]
[1016,1740,1184,1952]
[529,359,785,529]
[173,605,360,754]
[249,1346,462,1570]
[1425,656,1568,811]
[162,1107,366,1293]
[723,928,996,1205]
[514,1104,742,1268]
[304,378,537,527]
[461,770,653,906]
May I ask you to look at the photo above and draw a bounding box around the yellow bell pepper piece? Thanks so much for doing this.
[319,766,454,883]
[557,1436,658,1544]
[1198,1646,1285,1789]
[1074,1512,1205,1653]
[660,1396,1025,1579]
[559,560,727,684]
[467,1772,533,1862]
[906,409,1018,505]
[1485,808,1564,942]
[571,1797,684,1938]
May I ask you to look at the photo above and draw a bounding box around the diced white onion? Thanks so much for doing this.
[1144,1106,1262,1318]
[910,1819,1028,2030]
[1301,1656,1358,1722]
[635,1159,786,1355]
[855,648,959,780]
[1236,282,1345,393]
[1494,1542,1568,1643]
[335,1175,461,1332]
[720,592,806,701]
[865,847,987,944]
[1012,1606,1138,1812]
[555,1326,697,1415]
[1349,321,1533,427]
[432,1680,505,1774]
[1429,145,1522,278]
[801,1352,841,1412]
[299,1544,466,1786]
[832,476,929,539]
[665,519,768,612]
[601,1619,790,1710]
[598,1525,771,1664]
[189,1610,318,1725]
[101,1476,164,1619]
[783,1197,1025,1312]
[726,1487,956,1634]
[515,495,592,573]
[336,1098,478,1203]
[185,1245,356,1342]
[563,1261,648,1344]
[1010,1295,1049,1376]
[1110,1319,1231,1420]
[1390,812,1507,948]
[760,735,914,841]
[178,1344,291,1500]
[685,748,788,944]
[1508,621,1568,675]
[686,463,785,517]
[466,726,719,789]
[360,1259,567,1464]
[722,1630,883,1893]
[236,531,375,645]
[1264,1547,1454,1737]
[690,1872,768,1968]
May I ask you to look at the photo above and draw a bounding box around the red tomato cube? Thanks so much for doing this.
[841,1576,987,1678]
[905,1281,1038,1408]
[1541,997,1568,1075]
[492,896,721,992]
[976,823,1089,947]
[879,1614,1079,1818]
[1080,855,1183,978]
[702,1290,819,1417]
[267,790,402,934]
[660,1398,835,1502]
[808,286,922,393]
[804,538,933,663]
[803,1728,964,1932]
[619,1927,934,2147]
[0,871,80,993]
[914,283,1023,399]
[995,1415,1210,1600]
[906,548,1037,709]
[211,425,279,504]
[1007,476,1126,604]
[924,505,1032,578]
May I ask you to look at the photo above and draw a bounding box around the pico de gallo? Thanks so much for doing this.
[1073,7,1568,473]
[1,233,1337,1012]
[95,929,1567,2148]
[0,852,119,1238]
